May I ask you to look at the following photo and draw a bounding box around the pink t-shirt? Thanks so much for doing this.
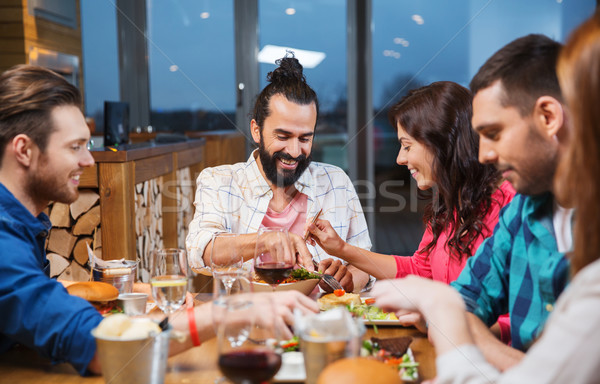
[260,193,308,237]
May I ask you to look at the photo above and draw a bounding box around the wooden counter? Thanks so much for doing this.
[45,139,205,282]
[85,140,205,259]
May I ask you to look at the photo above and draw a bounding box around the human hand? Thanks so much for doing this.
[306,219,346,256]
[396,311,428,334]
[252,290,319,339]
[289,232,315,271]
[370,277,464,319]
[317,258,354,293]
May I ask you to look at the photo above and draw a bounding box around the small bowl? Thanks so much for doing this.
[117,293,148,315]
[247,279,320,296]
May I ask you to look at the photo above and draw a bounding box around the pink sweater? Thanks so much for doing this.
[394,181,515,283]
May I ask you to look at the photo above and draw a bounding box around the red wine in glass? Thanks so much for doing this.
[218,349,282,384]
[254,262,293,285]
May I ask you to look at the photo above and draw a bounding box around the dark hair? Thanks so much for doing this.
[470,34,563,116]
[0,65,81,166]
[556,12,600,276]
[252,52,319,129]
[388,81,502,259]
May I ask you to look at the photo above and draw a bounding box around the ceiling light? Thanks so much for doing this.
[258,45,326,69]
[200,12,210,19]
[393,37,410,47]
[169,65,179,72]
[383,50,401,59]
[285,8,296,15]
[412,14,424,25]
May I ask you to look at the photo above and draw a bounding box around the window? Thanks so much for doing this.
[80,1,119,132]
[259,0,347,169]
[372,0,596,254]
[146,0,235,133]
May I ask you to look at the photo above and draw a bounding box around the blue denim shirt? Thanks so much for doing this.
[0,183,103,375]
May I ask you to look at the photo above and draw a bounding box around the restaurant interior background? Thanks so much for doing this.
[2,0,597,256]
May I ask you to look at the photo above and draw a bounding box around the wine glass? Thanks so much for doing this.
[253,227,294,291]
[216,295,282,384]
[211,233,244,296]
[149,248,188,315]
[212,265,253,334]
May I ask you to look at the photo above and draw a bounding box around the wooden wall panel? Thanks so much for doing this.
[0,0,22,6]
[0,38,25,52]
[0,8,22,21]
[0,1,83,94]
[98,162,136,261]
[134,153,173,184]
[79,164,98,188]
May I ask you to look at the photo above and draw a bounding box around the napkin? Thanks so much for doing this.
[295,307,365,341]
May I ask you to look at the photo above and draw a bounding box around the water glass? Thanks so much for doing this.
[210,233,244,296]
[150,248,188,315]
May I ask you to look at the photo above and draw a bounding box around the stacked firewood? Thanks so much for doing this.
[45,189,101,281]
[177,168,194,249]
[135,177,164,283]
[45,170,195,283]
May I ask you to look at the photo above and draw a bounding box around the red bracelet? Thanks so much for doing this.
[187,306,201,347]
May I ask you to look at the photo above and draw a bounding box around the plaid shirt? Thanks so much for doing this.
[186,150,372,270]
[451,193,570,351]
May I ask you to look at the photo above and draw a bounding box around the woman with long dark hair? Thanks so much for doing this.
[368,12,600,383]
[308,81,514,283]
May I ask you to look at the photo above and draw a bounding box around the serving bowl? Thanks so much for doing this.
[242,278,320,295]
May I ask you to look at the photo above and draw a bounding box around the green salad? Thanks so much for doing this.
[361,339,419,382]
[346,301,399,321]
[280,336,299,352]
[289,268,321,281]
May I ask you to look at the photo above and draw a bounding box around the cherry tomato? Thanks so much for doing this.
[364,298,376,305]
[334,289,345,297]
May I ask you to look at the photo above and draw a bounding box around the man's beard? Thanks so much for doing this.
[26,156,79,207]
[258,138,311,187]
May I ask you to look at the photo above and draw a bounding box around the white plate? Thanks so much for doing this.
[363,319,405,326]
[358,297,404,326]
[273,351,306,383]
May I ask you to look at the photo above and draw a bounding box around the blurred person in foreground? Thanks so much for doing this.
[307,81,515,333]
[0,65,318,375]
[186,53,372,292]
[370,11,600,383]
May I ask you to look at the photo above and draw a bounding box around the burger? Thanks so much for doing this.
[67,281,120,315]
[317,357,401,384]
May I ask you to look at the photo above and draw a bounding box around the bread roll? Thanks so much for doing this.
[317,358,401,384]
[95,313,131,337]
[66,281,119,302]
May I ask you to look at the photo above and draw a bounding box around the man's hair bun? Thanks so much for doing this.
[267,51,306,84]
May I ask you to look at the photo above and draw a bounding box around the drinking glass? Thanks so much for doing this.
[216,295,282,384]
[211,233,244,296]
[253,227,294,291]
[212,265,253,334]
[149,248,188,315]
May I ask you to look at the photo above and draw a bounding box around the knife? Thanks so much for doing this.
[303,208,323,241]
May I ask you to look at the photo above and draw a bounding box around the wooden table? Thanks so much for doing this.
[0,295,436,383]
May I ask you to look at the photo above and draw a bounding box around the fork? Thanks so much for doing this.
[312,260,344,291]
